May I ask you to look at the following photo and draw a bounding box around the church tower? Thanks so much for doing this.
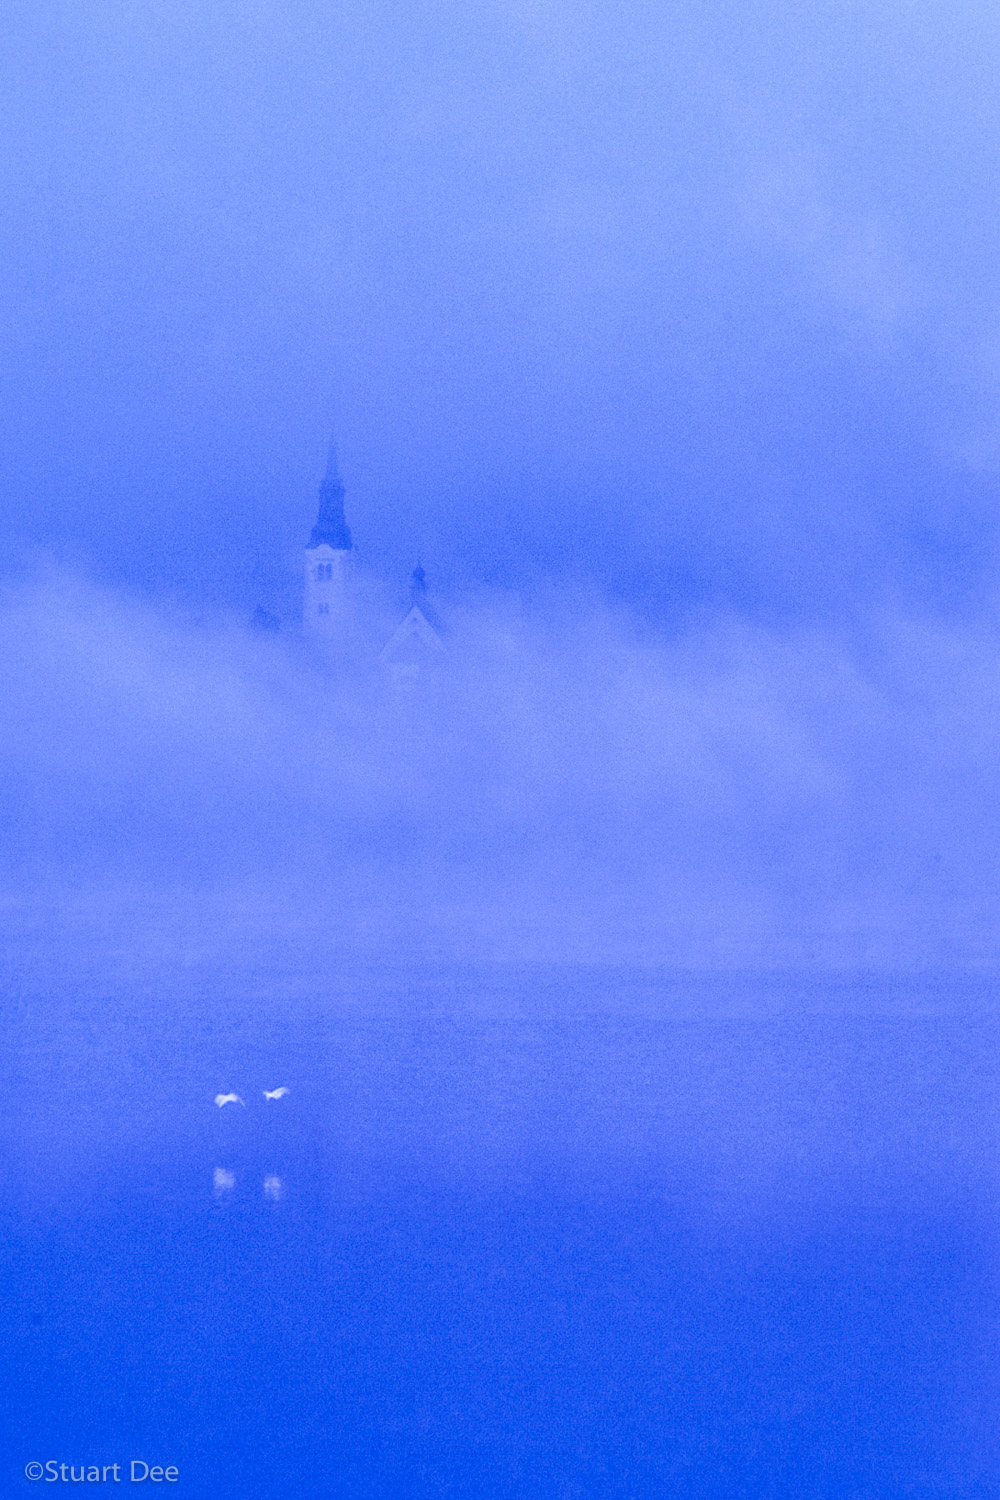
[303,436,353,642]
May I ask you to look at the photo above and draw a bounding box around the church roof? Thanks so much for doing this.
[307,435,353,550]
[378,568,445,665]
[378,604,445,665]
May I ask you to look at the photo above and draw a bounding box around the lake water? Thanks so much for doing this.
[5,951,1000,1496]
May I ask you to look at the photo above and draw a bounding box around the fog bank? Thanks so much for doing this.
[2,569,998,969]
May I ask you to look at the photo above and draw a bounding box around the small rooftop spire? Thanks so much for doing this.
[406,560,441,630]
[308,433,353,550]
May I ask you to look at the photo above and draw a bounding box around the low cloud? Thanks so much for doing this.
[1,567,998,969]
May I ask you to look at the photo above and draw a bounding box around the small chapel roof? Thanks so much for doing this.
[378,565,445,667]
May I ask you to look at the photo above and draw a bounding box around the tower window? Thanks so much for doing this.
[317,603,330,614]
[316,562,334,581]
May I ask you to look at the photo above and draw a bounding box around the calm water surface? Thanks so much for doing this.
[4,958,999,1496]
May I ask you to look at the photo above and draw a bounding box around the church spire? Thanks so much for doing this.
[308,434,353,550]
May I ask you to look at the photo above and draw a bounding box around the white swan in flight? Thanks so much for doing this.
[214,1093,245,1108]
[263,1087,289,1100]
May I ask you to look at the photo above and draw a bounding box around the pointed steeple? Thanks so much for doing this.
[308,434,353,550]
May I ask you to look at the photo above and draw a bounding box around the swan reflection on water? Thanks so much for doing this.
[213,1168,235,1196]
[211,1169,285,1200]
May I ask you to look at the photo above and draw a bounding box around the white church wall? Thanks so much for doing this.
[303,544,353,642]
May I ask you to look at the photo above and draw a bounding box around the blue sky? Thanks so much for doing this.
[2,0,999,618]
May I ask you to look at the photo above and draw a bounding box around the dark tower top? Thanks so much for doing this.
[308,436,353,550]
